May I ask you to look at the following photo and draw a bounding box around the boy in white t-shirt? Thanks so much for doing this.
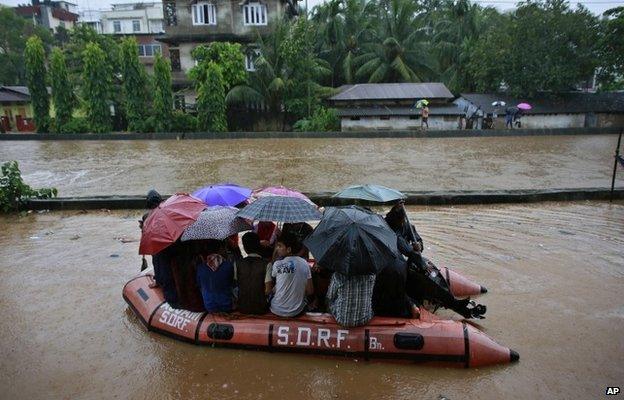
[270,232,314,317]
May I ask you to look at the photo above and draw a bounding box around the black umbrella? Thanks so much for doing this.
[303,206,400,276]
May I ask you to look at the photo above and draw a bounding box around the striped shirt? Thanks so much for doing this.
[327,273,376,327]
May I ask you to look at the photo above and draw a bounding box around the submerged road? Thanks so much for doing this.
[0,134,622,196]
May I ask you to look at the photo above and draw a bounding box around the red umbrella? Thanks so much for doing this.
[139,193,206,255]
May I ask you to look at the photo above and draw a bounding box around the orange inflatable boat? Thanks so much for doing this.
[123,274,516,368]
[437,265,487,298]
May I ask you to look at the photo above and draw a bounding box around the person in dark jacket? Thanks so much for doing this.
[196,240,235,313]
[385,203,423,258]
[235,232,271,314]
[372,257,416,318]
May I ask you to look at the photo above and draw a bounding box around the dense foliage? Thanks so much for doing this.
[0,161,57,213]
[49,48,75,132]
[0,8,52,85]
[196,62,228,132]
[293,107,340,131]
[153,54,174,132]
[121,37,150,132]
[24,36,50,133]
[82,42,112,133]
[190,42,247,91]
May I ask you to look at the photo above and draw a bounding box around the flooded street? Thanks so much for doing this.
[1,202,622,399]
[0,134,621,196]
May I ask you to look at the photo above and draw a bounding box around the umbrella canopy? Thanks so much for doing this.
[181,206,252,241]
[333,184,406,203]
[139,194,206,255]
[304,206,399,275]
[253,185,315,204]
[517,103,532,110]
[492,101,506,107]
[414,99,429,108]
[192,183,252,206]
[236,195,322,223]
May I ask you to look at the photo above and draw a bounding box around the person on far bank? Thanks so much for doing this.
[235,232,272,314]
[421,105,430,129]
[505,108,514,129]
[270,232,314,317]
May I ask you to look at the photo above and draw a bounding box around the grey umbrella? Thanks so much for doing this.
[236,195,322,223]
[181,206,251,241]
[303,206,399,275]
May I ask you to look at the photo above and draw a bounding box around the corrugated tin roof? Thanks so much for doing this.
[337,105,463,117]
[330,83,454,101]
[457,92,624,114]
[0,87,30,103]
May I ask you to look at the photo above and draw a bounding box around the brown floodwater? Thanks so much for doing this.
[1,202,622,399]
[0,134,622,196]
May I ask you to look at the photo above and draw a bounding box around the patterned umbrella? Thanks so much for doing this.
[181,206,251,241]
[192,183,252,206]
[252,185,315,205]
[333,184,406,203]
[236,196,322,222]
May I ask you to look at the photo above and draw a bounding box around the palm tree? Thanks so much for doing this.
[354,0,435,83]
[432,0,484,92]
[312,0,373,85]
[226,20,289,116]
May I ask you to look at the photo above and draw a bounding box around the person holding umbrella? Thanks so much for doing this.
[304,206,401,327]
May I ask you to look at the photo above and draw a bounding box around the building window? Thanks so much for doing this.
[245,49,260,71]
[164,1,177,26]
[380,116,390,120]
[350,116,360,120]
[192,2,217,25]
[150,19,163,33]
[113,20,121,32]
[132,20,141,32]
[409,115,418,120]
[243,3,267,26]
[138,44,162,57]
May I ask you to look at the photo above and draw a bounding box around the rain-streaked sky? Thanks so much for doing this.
[0,0,621,16]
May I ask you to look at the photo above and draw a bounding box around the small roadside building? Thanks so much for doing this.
[328,83,463,131]
[455,92,624,129]
[0,86,36,132]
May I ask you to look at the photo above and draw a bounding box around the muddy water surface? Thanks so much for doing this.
[1,202,622,399]
[0,134,621,196]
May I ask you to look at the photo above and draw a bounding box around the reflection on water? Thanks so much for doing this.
[0,202,622,399]
[0,135,621,196]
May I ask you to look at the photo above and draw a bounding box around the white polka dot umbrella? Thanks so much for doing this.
[181,206,252,241]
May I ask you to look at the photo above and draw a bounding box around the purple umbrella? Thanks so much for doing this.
[192,183,252,206]
[517,103,532,110]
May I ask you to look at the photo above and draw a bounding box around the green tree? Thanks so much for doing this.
[597,7,624,90]
[226,20,290,118]
[281,16,332,119]
[152,53,173,132]
[0,7,52,85]
[354,0,435,83]
[190,42,246,91]
[24,36,50,133]
[82,42,112,132]
[312,0,373,85]
[469,0,600,97]
[196,62,228,132]
[120,37,149,131]
[49,47,75,132]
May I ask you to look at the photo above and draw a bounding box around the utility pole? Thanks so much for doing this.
[610,129,623,202]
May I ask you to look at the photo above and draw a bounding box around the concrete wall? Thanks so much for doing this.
[341,115,460,131]
[597,113,624,128]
